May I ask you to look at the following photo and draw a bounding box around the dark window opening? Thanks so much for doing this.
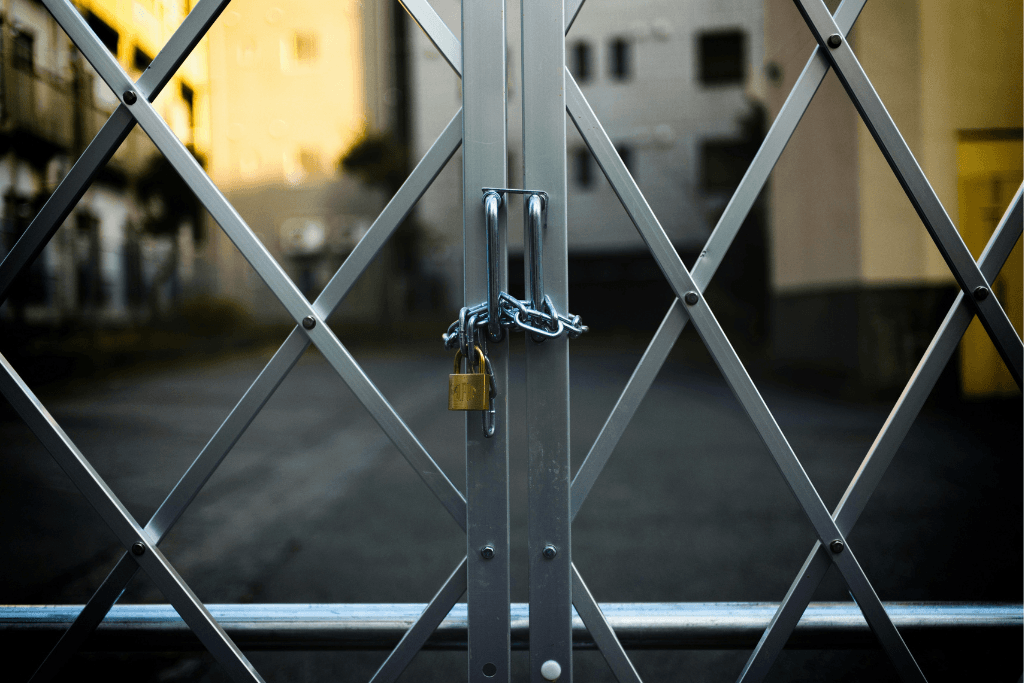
[701,140,748,191]
[13,30,34,72]
[133,46,152,71]
[574,148,593,189]
[86,12,119,56]
[609,37,631,81]
[571,41,592,83]
[180,82,195,129]
[616,144,633,174]
[699,30,745,85]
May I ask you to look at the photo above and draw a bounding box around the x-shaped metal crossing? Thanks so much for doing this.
[3,0,471,680]
[2,0,1020,681]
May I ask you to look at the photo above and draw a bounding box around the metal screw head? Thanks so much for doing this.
[540,659,562,681]
[542,544,557,559]
[826,34,842,48]
[973,286,990,301]
[131,542,146,556]
[829,539,844,554]
[480,545,495,560]
[123,90,137,105]
[683,292,699,306]
[302,315,316,330]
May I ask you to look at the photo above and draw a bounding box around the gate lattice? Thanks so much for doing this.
[1,0,1021,681]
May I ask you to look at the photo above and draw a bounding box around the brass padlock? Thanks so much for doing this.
[449,345,490,411]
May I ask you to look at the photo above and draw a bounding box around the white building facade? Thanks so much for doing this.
[407,0,765,319]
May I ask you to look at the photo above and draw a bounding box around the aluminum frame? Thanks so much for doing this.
[0,0,1020,681]
[522,2,573,682]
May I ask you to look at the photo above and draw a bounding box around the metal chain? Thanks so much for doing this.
[443,293,588,350]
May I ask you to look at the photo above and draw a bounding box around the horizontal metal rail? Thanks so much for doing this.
[2,603,1017,651]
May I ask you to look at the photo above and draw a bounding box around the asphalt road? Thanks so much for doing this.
[1,336,1020,682]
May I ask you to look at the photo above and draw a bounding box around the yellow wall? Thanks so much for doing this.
[206,0,366,190]
[957,137,1022,397]
[78,0,208,153]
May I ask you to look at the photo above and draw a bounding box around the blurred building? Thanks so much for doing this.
[765,0,1022,396]
[408,0,767,328]
[201,0,401,325]
[0,0,206,325]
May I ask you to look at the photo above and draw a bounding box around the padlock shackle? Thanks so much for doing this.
[453,345,486,374]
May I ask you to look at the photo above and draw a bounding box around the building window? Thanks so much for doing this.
[133,47,152,71]
[608,37,631,81]
[86,12,119,56]
[294,32,319,64]
[571,41,592,83]
[574,148,593,189]
[698,30,745,86]
[616,144,633,174]
[701,140,748,191]
[12,30,33,72]
[180,83,195,130]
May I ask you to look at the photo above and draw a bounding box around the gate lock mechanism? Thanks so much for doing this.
[442,188,588,349]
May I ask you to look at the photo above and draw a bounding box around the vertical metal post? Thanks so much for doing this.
[462,1,510,681]
[522,1,572,681]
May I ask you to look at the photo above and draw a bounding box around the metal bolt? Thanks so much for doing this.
[683,291,699,306]
[131,542,146,556]
[540,659,562,681]
[302,315,316,330]
[973,286,990,301]
[829,539,844,554]
[123,90,137,105]
[542,544,557,559]
[826,34,842,49]
[480,545,495,560]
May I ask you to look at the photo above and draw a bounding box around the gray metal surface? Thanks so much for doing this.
[521,1,573,681]
[737,184,1024,683]
[568,0,867,522]
[793,0,1023,386]
[461,1,511,681]
[3,602,1017,650]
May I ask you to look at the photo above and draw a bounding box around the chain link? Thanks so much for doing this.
[443,293,588,349]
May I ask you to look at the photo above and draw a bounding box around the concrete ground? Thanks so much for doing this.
[1,333,1020,682]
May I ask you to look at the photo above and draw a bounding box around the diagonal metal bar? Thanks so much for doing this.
[44,0,466,527]
[30,109,465,682]
[400,0,462,77]
[369,557,468,683]
[737,185,1023,683]
[565,0,585,33]
[568,0,867,521]
[571,564,643,683]
[0,0,230,303]
[793,0,1023,386]
[0,354,262,682]
[567,78,926,682]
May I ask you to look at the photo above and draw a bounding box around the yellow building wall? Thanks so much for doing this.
[854,0,927,285]
[205,0,366,190]
[957,138,1022,397]
[856,0,1022,285]
[78,0,208,155]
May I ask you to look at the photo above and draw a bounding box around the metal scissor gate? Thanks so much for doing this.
[1,0,1021,681]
